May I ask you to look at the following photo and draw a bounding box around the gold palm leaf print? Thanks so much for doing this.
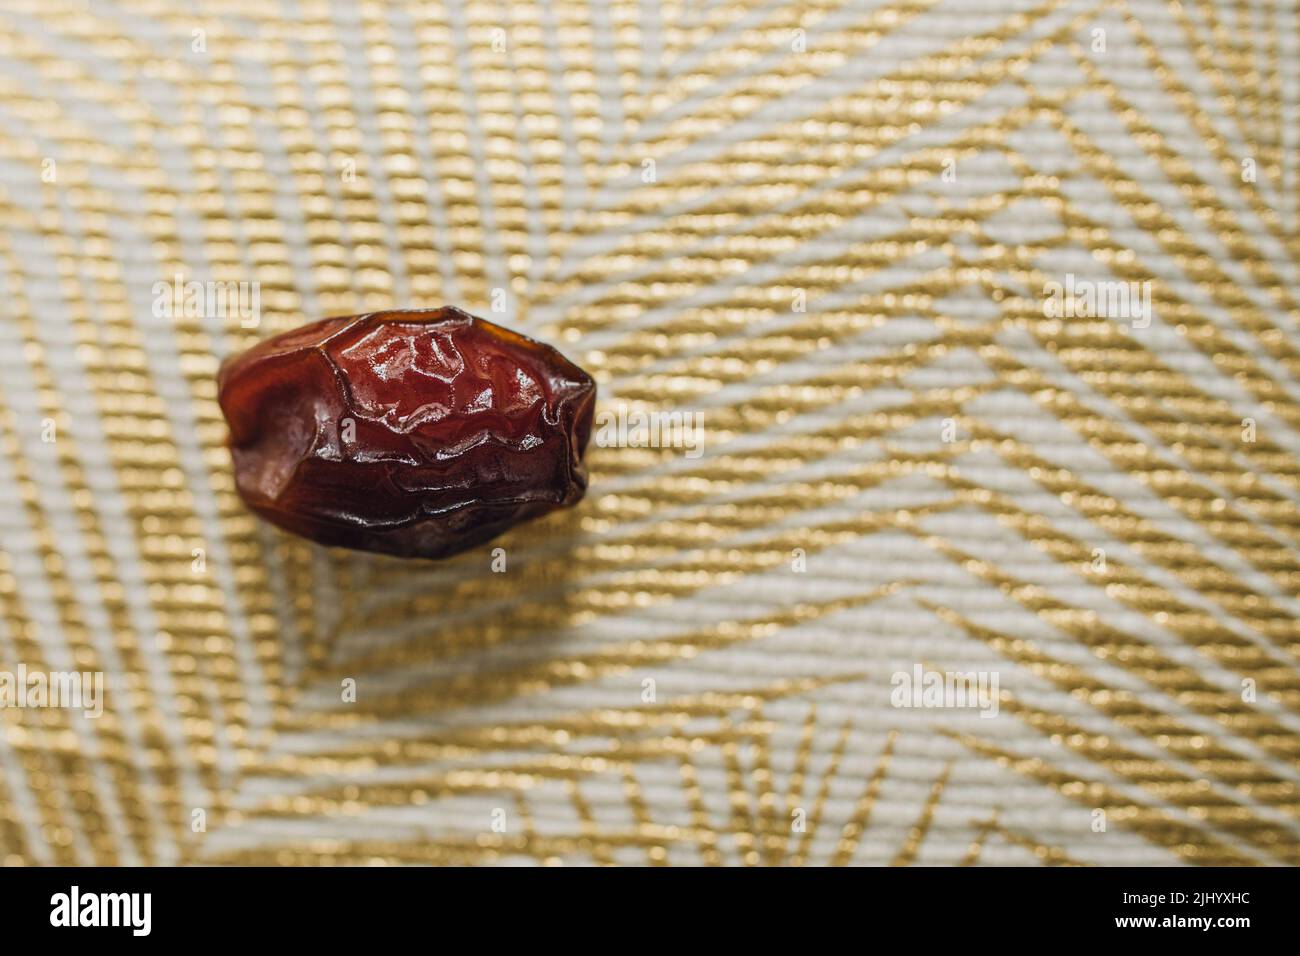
[0,0,1296,865]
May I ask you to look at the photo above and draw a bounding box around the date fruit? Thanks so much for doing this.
[217,307,596,559]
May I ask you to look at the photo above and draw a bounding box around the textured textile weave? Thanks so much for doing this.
[0,0,1298,866]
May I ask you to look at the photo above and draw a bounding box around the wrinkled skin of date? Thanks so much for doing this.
[217,307,596,559]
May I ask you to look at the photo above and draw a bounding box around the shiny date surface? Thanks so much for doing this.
[217,307,596,559]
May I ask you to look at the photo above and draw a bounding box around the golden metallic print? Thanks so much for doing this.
[0,0,1297,865]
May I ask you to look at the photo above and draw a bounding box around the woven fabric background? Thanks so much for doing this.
[0,0,1298,866]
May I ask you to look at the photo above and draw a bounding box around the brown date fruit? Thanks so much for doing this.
[217,307,596,559]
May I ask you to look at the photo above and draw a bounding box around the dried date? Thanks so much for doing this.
[217,307,596,559]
